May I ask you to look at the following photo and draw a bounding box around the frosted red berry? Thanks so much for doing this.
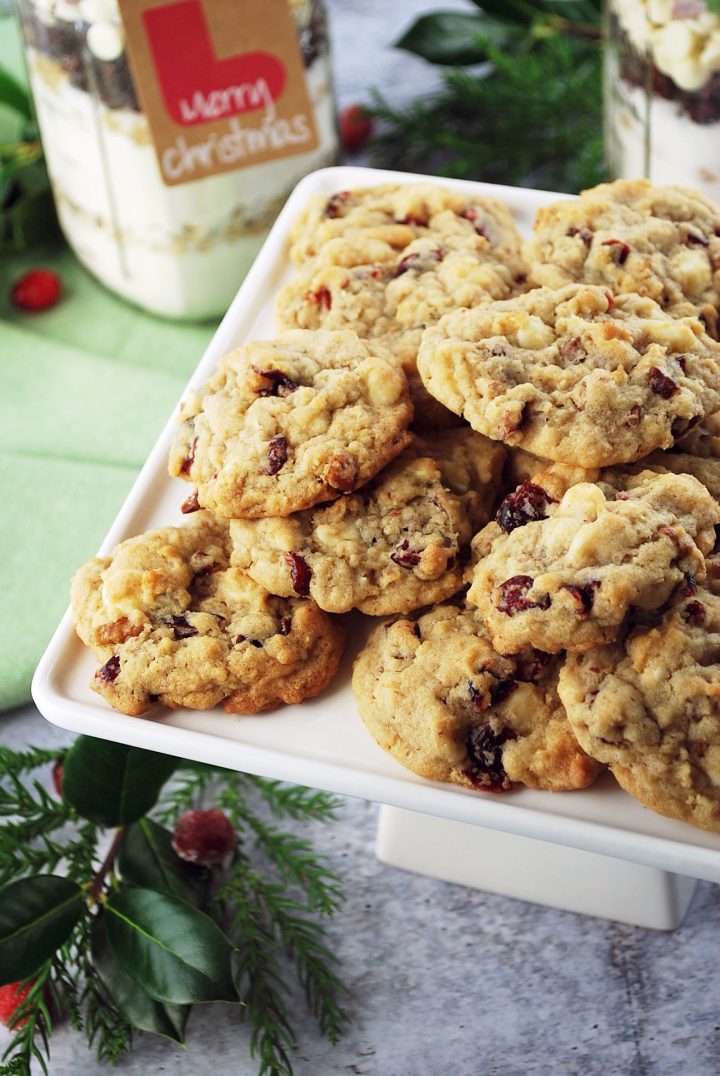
[10,268,62,312]
[0,982,33,1028]
[52,760,64,797]
[339,104,373,153]
[172,808,237,865]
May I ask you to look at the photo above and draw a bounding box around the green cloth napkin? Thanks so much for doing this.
[0,246,217,710]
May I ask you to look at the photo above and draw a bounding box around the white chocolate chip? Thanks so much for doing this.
[79,0,119,23]
[647,0,675,25]
[86,20,125,62]
[516,316,555,350]
[669,249,713,295]
[54,1,82,23]
[366,365,403,407]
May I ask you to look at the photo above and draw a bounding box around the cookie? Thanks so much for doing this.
[502,446,599,498]
[277,229,522,428]
[417,284,720,467]
[351,599,602,792]
[675,407,720,458]
[558,587,720,832]
[605,449,720,502]
[71,512,345,716]
[525,178,720,321]
[467,472,720,655]
[276,233,521,356]
[168,330,413,519]
[506,446,720,505]
[230,445,473,615]
[407,427,506,532]
[289,182,525,268]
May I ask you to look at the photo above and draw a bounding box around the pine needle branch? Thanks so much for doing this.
[219,866,297,1076]
[370,32,606,194]
[0,746,66,778]
[71,914,134,1064]
[0,744,349,1075]
[0,963,55,1076]
[242,777,343,823]
[153,765,219,824]
[233,812,344,916]
[0,771,78,885]
[248,874,349,1045]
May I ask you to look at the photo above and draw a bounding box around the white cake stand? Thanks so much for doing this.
[33,167,719,934]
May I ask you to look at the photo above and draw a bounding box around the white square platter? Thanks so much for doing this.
[32,166,720,887]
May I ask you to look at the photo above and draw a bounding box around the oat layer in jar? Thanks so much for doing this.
[605,1,720,200]
[16,0,338,319]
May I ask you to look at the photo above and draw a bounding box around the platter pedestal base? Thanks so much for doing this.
[375,805,698,931]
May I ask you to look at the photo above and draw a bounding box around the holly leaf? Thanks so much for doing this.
[62,737,177,827]
[91,913,189,1043]
[469,0,533,19]
[0,876,84,984]
[470,0,601,21]
[119,818,209,908]
[104,887,238,1005]
[534,0,602,20]
[395,12,513,65]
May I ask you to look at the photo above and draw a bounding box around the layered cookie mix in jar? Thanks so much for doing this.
[605,1,720,200]
[16,0,338,318]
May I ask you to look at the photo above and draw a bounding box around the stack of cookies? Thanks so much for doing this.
[71,177,720,835]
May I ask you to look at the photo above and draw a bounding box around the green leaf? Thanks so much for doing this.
[471,0,601,23]
[470,0,535,21]
[91,914,189,1043]
[62,737,177,826]
[535,0,601,21]
[706,0,720,14]
[119,818,209,907]
[105,887,238,1005]
[395,12,512,65]
[0,876,84,984]
[0,67,33,119]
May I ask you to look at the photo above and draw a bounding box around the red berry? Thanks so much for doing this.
[52,760,64,797]
[172,809,236,865]
[339,104,373,153]
[0,982,33,1028]
[10,268,62,312]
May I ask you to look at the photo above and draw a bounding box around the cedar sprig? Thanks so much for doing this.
[51,913,132,1065]
[213,774,350,1071]
[75,926,134,1065]
[221,869,297,1076]
[232,812,344,916]
[0,746,67,777]
[0,746,348,1076]
[246,777,342,823]
[218,773,344,915]
[153,762,219,823]
[0,754,77,885]
[0,964,55,1076]
[247,876,349,1044]
[371,31,606,194]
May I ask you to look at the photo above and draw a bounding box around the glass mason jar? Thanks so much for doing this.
[605,1,720,201]
[16,0,339,319]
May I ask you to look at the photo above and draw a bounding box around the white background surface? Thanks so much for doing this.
[5,1,720,1073]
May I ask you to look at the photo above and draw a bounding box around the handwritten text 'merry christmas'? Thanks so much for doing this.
[162,76,312,181]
